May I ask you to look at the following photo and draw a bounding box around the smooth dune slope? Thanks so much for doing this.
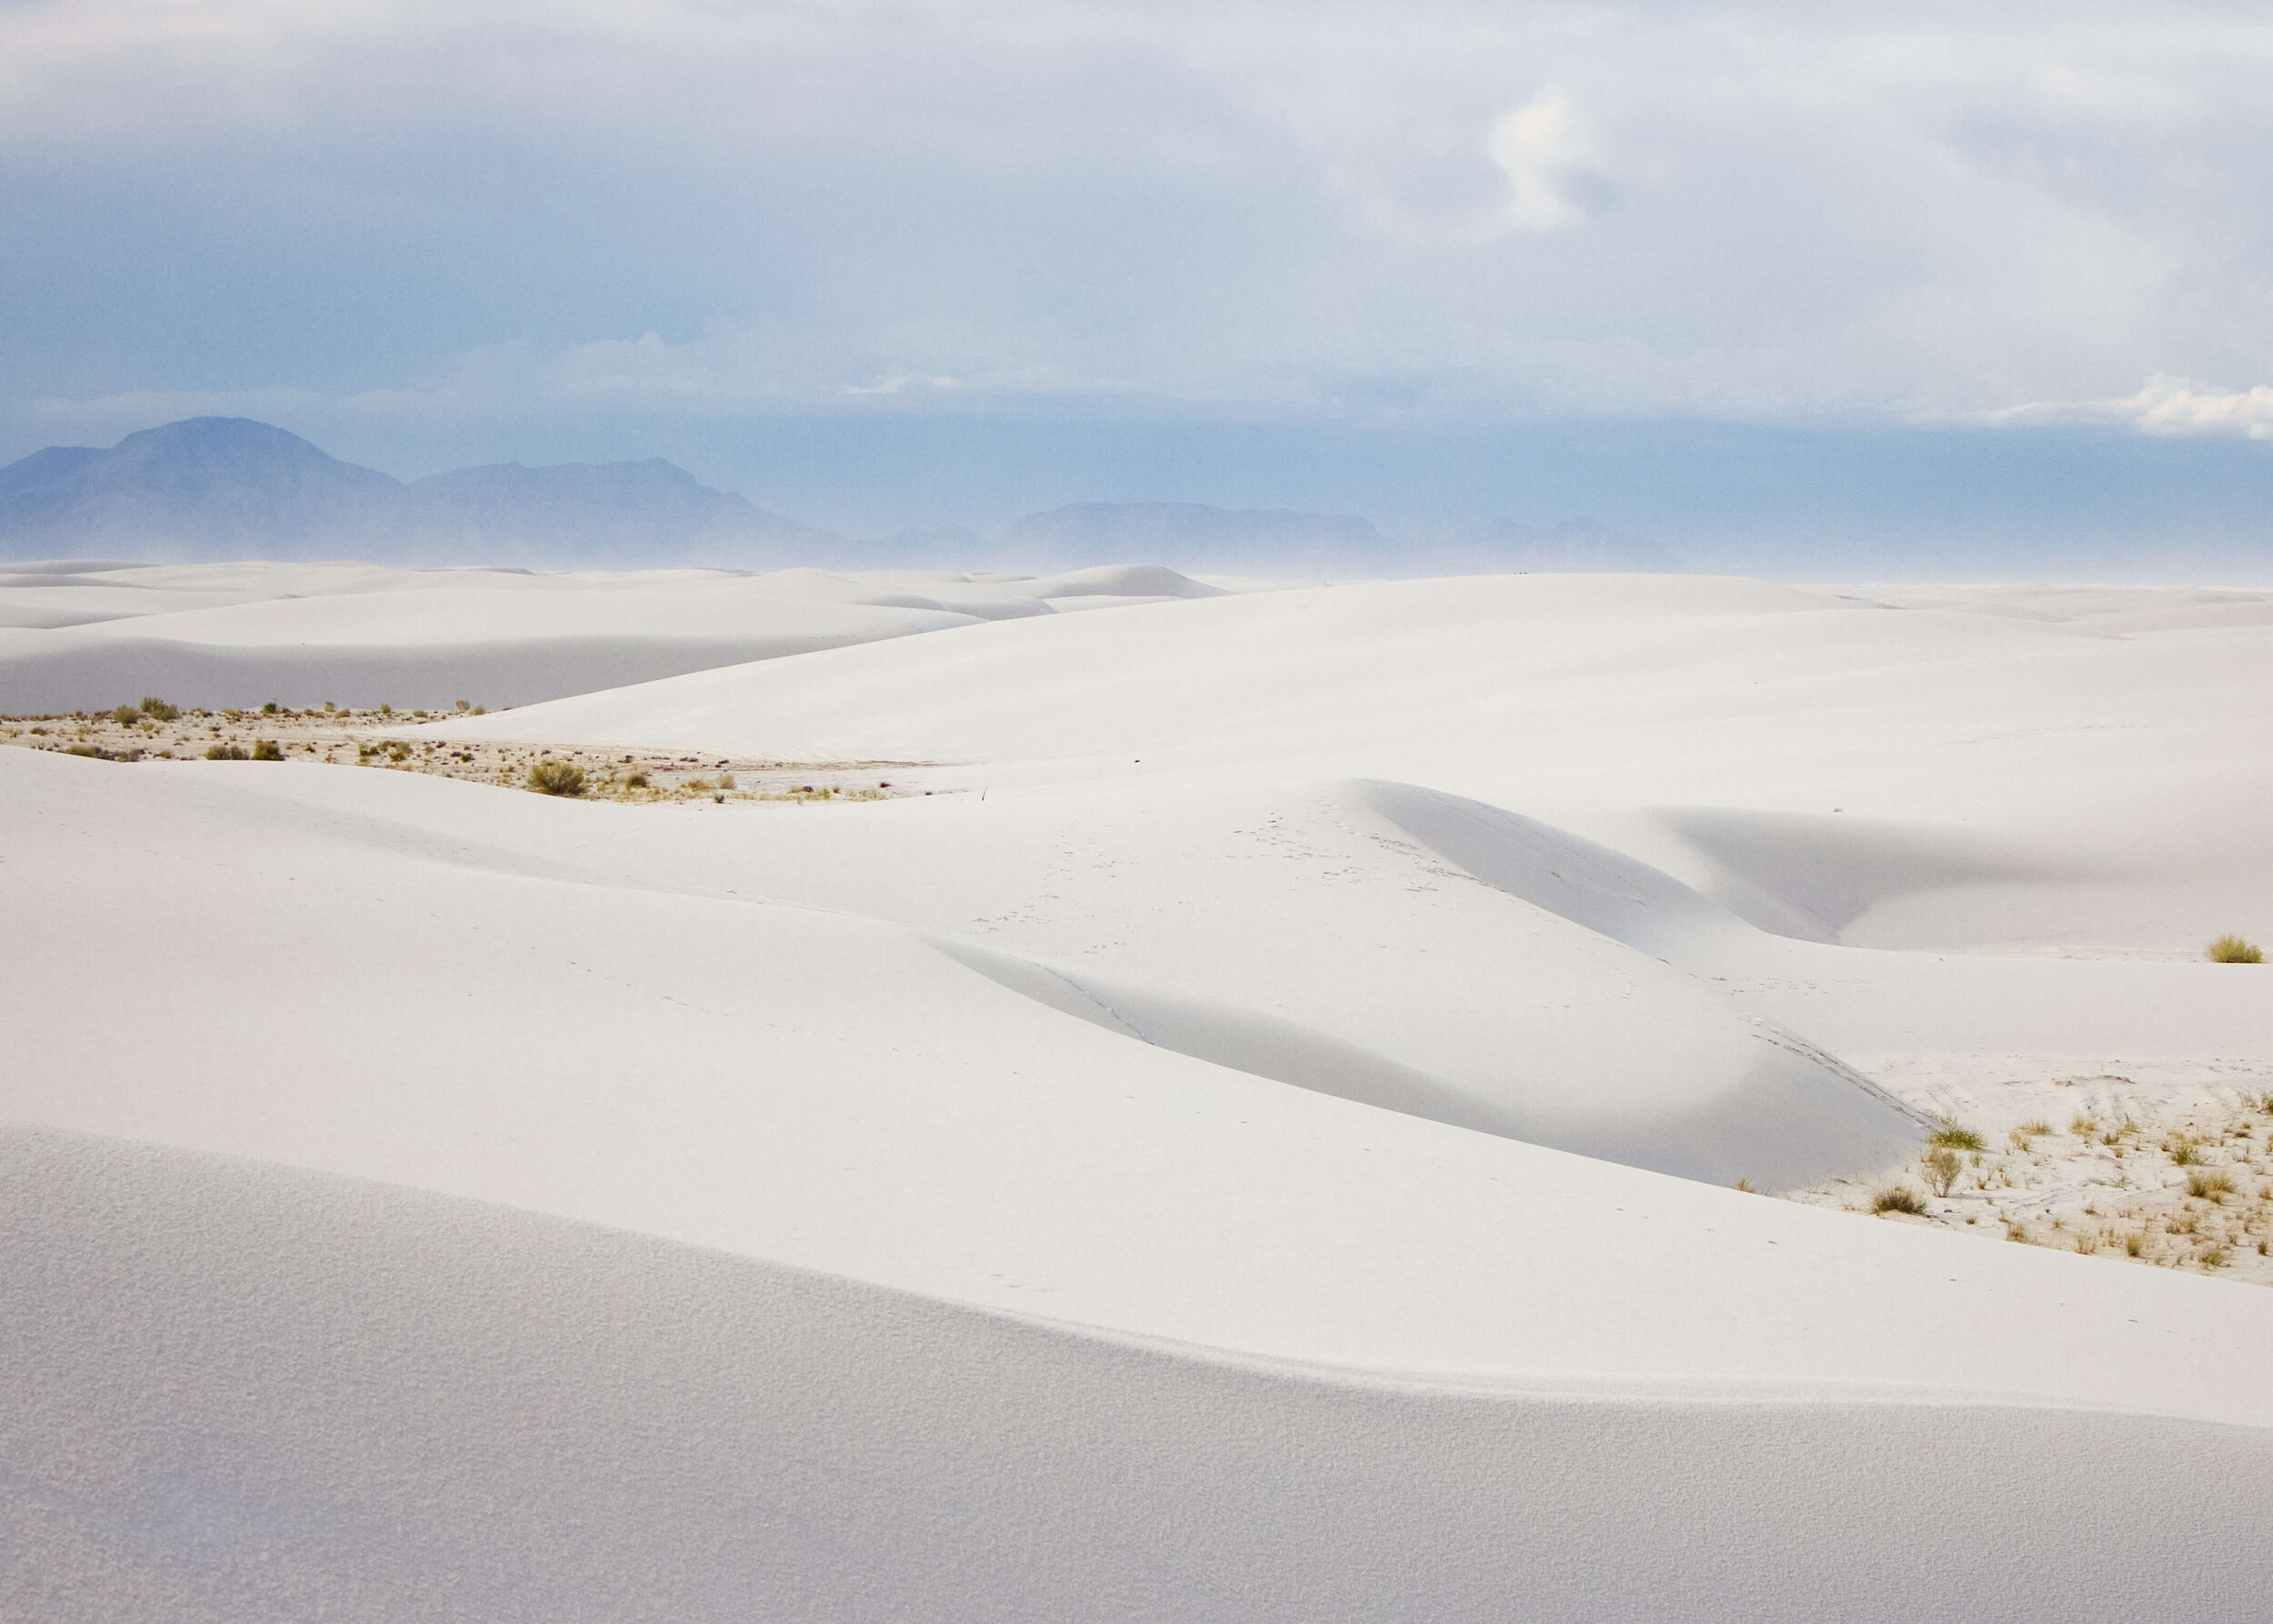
[446,571,2273,946]
[9,1127,2273,1624]
[0,559,1237,710]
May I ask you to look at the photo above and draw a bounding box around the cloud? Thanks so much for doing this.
[1483,88,1601,236]
[1968,376,2273,441]
[7,1,2273,438]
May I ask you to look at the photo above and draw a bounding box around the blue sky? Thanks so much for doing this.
[5,0,2272,570]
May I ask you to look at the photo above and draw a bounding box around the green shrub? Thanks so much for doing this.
[139,697,179,722]
[205,743,248,760]
[526,759,586,797]
[110,703,140,726]
[2207,935,2263,964]
[260,700,279,716]
[1871,1186,1928,1216]
[251,739,284,761]
[1928,1122,1984,1151]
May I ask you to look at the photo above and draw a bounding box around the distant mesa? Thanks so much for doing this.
[0,417,834,566]
[1002,500,1677,576]
[1423,516,1683,575]
[1006,502,1385,566]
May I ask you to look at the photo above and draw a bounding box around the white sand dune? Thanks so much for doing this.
[7,568,2273,1617]
[0,558,1234,710]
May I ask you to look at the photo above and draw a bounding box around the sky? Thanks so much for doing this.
[5,0,2273,571]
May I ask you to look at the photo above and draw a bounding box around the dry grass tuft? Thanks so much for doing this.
[2207,934,2263,964]
[2188,1168,2237,1201]
[1872,1186,1928,1216]
[526,759,586,797]
[1929,1122,1985,1151]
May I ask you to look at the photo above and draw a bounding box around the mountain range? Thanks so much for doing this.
[0,417,1676,573]
[0,417,834,566]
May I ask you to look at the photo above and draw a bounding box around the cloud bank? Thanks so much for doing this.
[5,0,2273,473]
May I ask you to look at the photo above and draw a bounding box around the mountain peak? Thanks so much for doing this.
[0,418,836,566]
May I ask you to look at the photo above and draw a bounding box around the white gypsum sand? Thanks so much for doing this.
[0,557,1244,712]
[5,567,2272,1621]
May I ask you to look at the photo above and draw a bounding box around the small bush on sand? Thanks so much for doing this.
[139,697,179,721]
[1928,1122,1984,1151]
[251,739,284,761]
[2207,935,2263,964]
[2169,1138,2202,1167]
[1872,1186,1928,1216]
[2125,1231,2147,1258]
[625,771,649,789]
[205,743,248,760]
[1922,1148,1964,1197]
[2188,1168,2236,1201]
[110,703,141,726]
[260,700,279,715]
[526,759,586,797]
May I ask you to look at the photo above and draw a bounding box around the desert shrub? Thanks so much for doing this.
[251,739,283,761]
[139,697,178,721]
[2188,1168,2236,1201]
[2125,1231,2147,1258]
[625,771,649,789]
[260,700,279,715]
[2201,1244,2229,1268]
[1921,1147,1964,1197]
[2169,1138,2202,1167]
[110,703,141,726]
[1928,1122,1984,1151]
[205,743,248,760]
[1871,1186,1928,1216]
[65,743,103,757]
[2207,935,2263,964]
[526,759,586,797]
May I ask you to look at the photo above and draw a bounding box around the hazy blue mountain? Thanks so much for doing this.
[1003,502,1385,569]
[1001,500,1675,576]
[1416,517,1682,574]
[401,458,834,565]
[0,418,837,565]
[0,445,107,502]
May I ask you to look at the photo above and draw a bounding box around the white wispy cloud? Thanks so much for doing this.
[1969,376,2273,440]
